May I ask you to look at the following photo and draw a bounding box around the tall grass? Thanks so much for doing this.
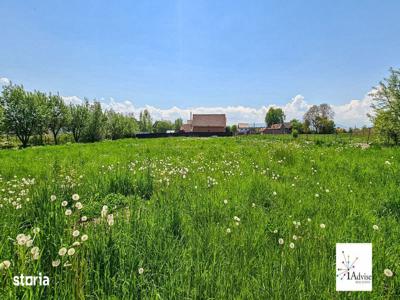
[0,136,398,299]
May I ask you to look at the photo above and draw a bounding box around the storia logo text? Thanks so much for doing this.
[13,273,50,286]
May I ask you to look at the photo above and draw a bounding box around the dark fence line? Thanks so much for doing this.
[135,132,233,139]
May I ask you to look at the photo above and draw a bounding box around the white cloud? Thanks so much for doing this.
[332,92,374,128]
[0,77,10,86]
[62,96,83,105]
[62,92,374,128]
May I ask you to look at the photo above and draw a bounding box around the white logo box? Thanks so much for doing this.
[336,243,372,291]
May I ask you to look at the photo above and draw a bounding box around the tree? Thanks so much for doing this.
[317,117,335,134]
[174,118,183,131]
[0,85,45,147]
[290,119,303,133]
[105,110,125,140]
[303,104,335,133]
[82,101,106,142]
[303,105,320,132]
[265,107,285,127]
[139,109,153,132]
[67,102,89,142]
[370,68,400,144]
[231,124,238,134]
[153,120,173,133]
[47,94,68,144]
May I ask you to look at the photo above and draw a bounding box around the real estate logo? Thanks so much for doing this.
[336,243,372,291]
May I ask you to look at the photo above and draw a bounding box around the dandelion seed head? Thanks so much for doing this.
[58,247,67,256]
[384,269,393,277]
[52,259,60,267]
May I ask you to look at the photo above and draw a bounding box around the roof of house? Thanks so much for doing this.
[268,122,292,129]
[192,114,226,127]
[238,123,249,129]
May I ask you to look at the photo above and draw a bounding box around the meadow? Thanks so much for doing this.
[0,135,399,299]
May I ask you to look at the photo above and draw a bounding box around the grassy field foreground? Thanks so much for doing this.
[0,136,399,299]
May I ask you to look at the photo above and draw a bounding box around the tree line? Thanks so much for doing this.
[0,84,182,147]
[265,103,336,135]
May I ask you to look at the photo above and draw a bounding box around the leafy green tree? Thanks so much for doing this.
[174,118,183,131]
[105,110,138,139]
[47,94,68,144]
[290,119,303,133]
[317,117,335,134]
[265,107,285,127]
[67,101,90,142]
[106,110,125,140]
[139,109,153,132]
[302,119,311,133]
[303,104,335,133]
[153,120,173,133]
[82,101,106,142]
[0,85,45,147]
[370,68,400,144]
[231,124,238,134]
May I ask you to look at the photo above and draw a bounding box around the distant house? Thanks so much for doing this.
[237,123,250,134]
[180,113,227,133]
[264,122,292,134]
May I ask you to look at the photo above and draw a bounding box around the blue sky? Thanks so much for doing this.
[1,0,400,126]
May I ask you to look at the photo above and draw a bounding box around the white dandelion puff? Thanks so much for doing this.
[0,260,11,270]
[52,260,60,267]
[58,247,67,256]
[81,234,88,242]
[384,269,393,277]
[72,194,80,201]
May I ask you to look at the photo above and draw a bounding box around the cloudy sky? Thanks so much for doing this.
[1,1,400,127]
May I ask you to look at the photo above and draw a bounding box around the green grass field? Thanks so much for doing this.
[0,136,399,299]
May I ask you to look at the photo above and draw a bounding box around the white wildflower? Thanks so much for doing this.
[384,269,393,277]
[52,259,60,267]
[58,247,67,256]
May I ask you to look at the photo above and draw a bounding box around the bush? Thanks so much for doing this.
[292,129,299,138]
